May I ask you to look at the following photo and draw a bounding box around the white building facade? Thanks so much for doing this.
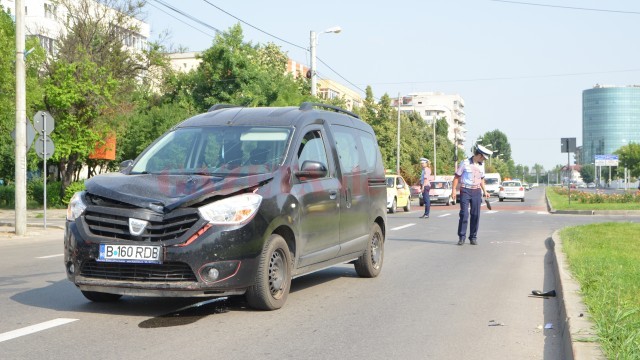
[0,0,149,55]
[395,92,467,149]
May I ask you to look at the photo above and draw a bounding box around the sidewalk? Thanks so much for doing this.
[0,208,67,233]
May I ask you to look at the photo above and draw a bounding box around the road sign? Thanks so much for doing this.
[594,154,619,166]
[35,135,55,159]
[10,117,36,150]
[33,111,55,135]
[560,138,576,153]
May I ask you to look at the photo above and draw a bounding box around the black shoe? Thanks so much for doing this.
[470,239,478,245]
[457,238,464,245]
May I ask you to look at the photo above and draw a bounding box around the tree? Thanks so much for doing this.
[580,164,595,184]
[187,24,308,111]
[477,129,512,163]
[615,142,640,179]
[42,0,167,190]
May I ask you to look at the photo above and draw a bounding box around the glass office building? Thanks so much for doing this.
[582,85,640,164]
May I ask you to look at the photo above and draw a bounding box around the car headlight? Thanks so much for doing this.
[66,191,87,221]
[198,193,262,225]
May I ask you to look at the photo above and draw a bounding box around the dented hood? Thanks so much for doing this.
[84,172,274,212]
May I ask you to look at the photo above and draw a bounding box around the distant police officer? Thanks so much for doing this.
[451,144,493,245]
[419,158,432,218]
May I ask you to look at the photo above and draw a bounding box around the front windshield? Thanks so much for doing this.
[130,126,291,176]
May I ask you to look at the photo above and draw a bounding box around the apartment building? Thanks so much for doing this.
[394,92,467,148]
[0,0,149,55]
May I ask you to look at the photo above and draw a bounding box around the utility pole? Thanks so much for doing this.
[396,93,400,174]
[15,0,27,235]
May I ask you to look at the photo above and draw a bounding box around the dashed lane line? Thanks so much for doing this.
[391,224,416,231]
[0,318,78,343]
[36,254,64,259]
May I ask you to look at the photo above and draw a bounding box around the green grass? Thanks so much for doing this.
[560,223,640,358]
[546,187,640,211]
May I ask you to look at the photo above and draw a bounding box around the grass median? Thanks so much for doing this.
[560,223,640,359]
[548,186,640,358]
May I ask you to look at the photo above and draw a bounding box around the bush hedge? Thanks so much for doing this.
[0,179,86,209]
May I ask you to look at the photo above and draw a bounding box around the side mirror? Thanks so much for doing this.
[294,160,327,180]
[119,160,134,173]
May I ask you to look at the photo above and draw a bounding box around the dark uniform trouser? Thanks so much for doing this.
[457,187,482,240]
[422,187,431,216]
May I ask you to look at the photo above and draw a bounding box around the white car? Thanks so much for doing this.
[498,180,525,202]
[428,180,455,206]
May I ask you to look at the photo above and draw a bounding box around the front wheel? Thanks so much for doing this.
[389,198,397,213]
[354,223,384,278]
[246,234,292,310]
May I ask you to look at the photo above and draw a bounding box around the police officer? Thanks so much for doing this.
[419,158,432,218]
[451,144,493,245]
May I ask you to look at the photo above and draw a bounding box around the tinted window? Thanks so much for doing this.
[297,130,329,177]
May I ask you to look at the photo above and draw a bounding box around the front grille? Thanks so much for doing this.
[80,260,197,282]
[83,208,200,242]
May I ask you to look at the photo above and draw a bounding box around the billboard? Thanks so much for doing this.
[594,154,619,166]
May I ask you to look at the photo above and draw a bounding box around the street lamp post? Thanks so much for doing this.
[432,117,437,176]
[310,26,341,97]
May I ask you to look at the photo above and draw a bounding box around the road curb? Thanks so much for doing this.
[550,231,606,359]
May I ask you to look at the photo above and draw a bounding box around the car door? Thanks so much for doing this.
[331,125,371,255]
[291,128,341,267]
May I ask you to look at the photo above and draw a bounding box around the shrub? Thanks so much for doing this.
[0,185,15,207]
[30,180,63,208]
[63,181,86,205]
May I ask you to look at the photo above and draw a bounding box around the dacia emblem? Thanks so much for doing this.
[128,218,149,236]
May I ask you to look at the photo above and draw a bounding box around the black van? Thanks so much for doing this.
[64,103,387,310]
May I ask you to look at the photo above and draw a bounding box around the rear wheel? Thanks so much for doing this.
[499,197,504,202]
[354,223,384,278]
[246,234,292,310]
[81,291,122,302]
[521,198,525,202]
[403,197,411,212]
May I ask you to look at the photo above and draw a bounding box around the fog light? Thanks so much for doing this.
[68,263,75,275]
[207,268,220,280]
[199,261,241,283]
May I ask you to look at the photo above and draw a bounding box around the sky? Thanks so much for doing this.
[141,0,640,171]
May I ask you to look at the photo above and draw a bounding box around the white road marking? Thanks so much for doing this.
[486,211,499,214]
[36,254,64,259]
[517,211,525,214]
[391,224,416,231]
[0,318,78,343]
[537,211,549,215]
[438,213,451,217]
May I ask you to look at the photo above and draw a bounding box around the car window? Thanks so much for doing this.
[386,177,394,188]
[131,126,290,176]
[332,126,361,175]
[297,130,329,178]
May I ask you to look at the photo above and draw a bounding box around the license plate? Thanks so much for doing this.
[430,196,438,201]
[98,244,162,264]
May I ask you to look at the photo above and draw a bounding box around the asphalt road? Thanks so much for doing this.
[1,188,637,359]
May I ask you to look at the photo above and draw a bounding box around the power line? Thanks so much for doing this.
[150,0,222,34]
[362,68,640,86]
[489,0,640,15]
[147,1,215,40]
[200,0,306,51]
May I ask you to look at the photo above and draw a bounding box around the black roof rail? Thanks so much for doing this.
[299,102,360,119]
[208,104,241,112]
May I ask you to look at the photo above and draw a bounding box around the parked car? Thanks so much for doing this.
[498,180,525,202]
[429,180,455,205]
[64,102,387,311]
[587,182,596,188]
[386,174,411,213]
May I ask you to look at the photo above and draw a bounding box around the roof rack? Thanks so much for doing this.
[299,102,360,119]
[208,104,241,112]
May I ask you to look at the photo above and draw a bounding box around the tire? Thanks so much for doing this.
[521,198,525,202]
[81,291,122,302]
[419,198,424,206]
[447,196,453,206]
[403,196,411,212]
[499,197,504,202]
[389,198,397,213]
[354,223,384,278]
[246,234,292,310]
